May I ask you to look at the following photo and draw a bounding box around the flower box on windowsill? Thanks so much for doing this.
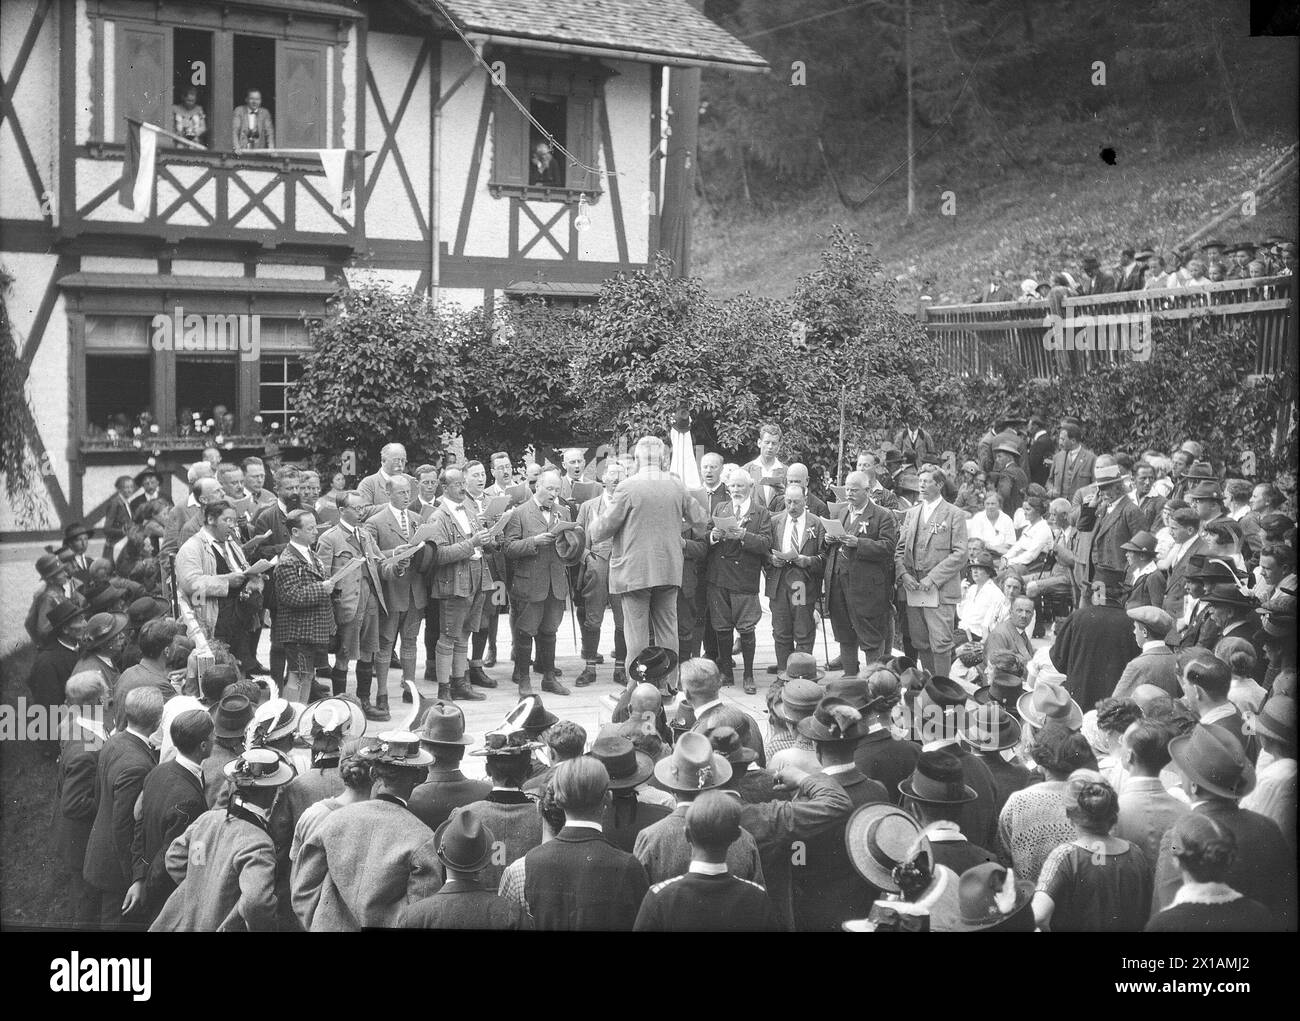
[81,142,326,175]
[80,433,306,454]
[487,182,603,202]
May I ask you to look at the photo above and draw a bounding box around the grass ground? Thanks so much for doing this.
[0,643,64,928]
[692,137,1298,304]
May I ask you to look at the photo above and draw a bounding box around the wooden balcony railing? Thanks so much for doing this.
[920,276,1295,379]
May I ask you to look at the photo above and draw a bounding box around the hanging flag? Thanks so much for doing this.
[317,149,360,216]
[118,119,161,219]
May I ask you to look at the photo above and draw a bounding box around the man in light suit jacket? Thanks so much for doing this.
[766,483,827,674]
[316,491,387,719]
[357,443,408,519]
[895,467,969,677]
[231,89,274,150]
[823,472,898,675]
[366,474,431,715]
[83,686,163,928]
[705,469,774,693]
[575,461,628,686]
[504,468,585,697]
[984,596,1036,666]
[589,436,708,686]
[1047,422,1096,501]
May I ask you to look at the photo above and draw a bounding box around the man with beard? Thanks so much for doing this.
[824,472,898,675]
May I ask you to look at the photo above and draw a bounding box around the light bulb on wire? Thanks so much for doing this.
[574,195,591,233]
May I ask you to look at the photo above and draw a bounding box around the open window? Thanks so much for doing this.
[490,59,604,197]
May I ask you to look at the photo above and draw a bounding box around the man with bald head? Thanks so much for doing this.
[358,442,408,520]
[768,463,828,517]
[824,471,899,675]
[855,452,900,511]
[169,477,224,552]
[590,437,708,683]
[766,483,827,674]
[705,468,774,692]
[694,453,730,662]
[505,467,585,696]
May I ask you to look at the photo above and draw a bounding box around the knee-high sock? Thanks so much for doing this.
[714,630,733,677]
[839,640,860,676]
[355,658,373,700]
[435,635,455,687]
[739,631,756,676]
[931,649,952,678]
[471,628,488,661]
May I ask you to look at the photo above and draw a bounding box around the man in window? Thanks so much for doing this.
[233,89,274,151]
[172,88,207,146]
[529,142,561,186]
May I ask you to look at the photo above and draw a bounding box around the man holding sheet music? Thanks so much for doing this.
[367,474,433,717]
[316,492,388,720]
[272,509,339,705]
[766,483,827,674]
[823,471,899,676]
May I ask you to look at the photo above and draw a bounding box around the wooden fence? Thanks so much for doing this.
[920,275,1295,378]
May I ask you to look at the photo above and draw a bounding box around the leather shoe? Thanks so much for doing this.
[483,648,497,668]
[575,665,598,687]
[541,673,570,696]
[437,682,451,700]
[742,675,757,695]
[468,664,497,688]
[451,677,486,701]
[364,701,390,722]
[612,665,626,686]
[766,664,781,674]
[594,653,605,664]
[826,655,842,671]
[402,686,413,703]
[423,663,437,681]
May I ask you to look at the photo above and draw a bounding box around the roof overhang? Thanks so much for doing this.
[465,31,768,72]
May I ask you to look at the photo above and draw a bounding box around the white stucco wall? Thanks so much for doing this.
[364,32,431,241]
[0,0,59,222]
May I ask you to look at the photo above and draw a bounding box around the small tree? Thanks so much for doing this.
[291,285,467,468]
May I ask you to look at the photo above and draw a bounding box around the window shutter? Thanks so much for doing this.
[277,41,327,148]
[565,94,596,191]
[115,22,170,134]
[491,88,529,188]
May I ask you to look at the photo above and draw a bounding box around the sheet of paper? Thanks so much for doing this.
[571,481,601,503]
[822,518,847,538]
[244,559,274,575]
[505,483,530,505]
[409,522,439,544]
[905,586,940,607]
[550,519,582,532]
[830,485,847,502]
[481,495,511,519]
[828,501,846,518]
[328,556,366,584]
[713,509,738,530]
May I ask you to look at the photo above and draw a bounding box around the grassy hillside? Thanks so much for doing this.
[692,137,1298,305]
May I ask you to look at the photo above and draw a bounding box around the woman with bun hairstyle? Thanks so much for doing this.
[1031,772,1152,931]
[289,741,374,862]
[1145,815,1279,932]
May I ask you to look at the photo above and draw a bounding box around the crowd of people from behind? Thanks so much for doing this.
[17,405,1297,932]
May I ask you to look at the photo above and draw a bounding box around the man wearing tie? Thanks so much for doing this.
[766,483,827,675]
[316,492,388,720]
[504,468,585,697]
[695,453,731,664]
[63,522,95,584]
[367,475,432,714]
[984,595,1036,666]
[575,461,628,687]
[895,467,969,678]
[706,470,774,694]
[272,510,339,704]
[824,471,899,676]
[232,88,274,150]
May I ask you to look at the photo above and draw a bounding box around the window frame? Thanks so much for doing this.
[487,54,610,201]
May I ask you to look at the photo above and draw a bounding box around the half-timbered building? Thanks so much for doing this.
[0,0,764,542]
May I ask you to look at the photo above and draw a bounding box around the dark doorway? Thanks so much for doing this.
[171,28,213,147]
[233,34,276,131]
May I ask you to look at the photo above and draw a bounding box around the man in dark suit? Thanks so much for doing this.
[1153,724,1295,929]
[110,617,181,733]
[28,602,86,710]
[1046,422,1096,501]
[899,750,999,875]
[103,475,136,559]
[519,758,650,930]
[409,703,491,831]
[1134,462,1167,530]
[634,792,784,932]
[401,809,531,929]
[252,466,304,687]
[368,474,432,714]
[1077,460,1147,586]
[1161,508,1207,623]
[1050,575,1141,712]
[504,468,585,696]
[766,483,826,674]
[1080,255,1116,295]
[845,671,920,805]
[129,468,170,513]
[1179,654,1248,749]
[591,732,673,852]
[705,470,773,693]
[357,442,408,519]
[792,697,889,931]
[1026,417,1054,488]
[125,709,212,925]
[694,453,731,663]
[769,463,828,517]
[984,596,1036,665]
[273,510,339,705]
[893,414,939,470]
[1203,586,1266,682]
[825,472,898,676]
[83,686,164,928]
[56,672,110,927]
